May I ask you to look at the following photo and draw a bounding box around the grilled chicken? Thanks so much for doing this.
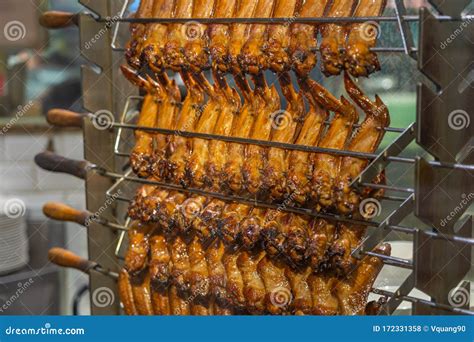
[125,0,154,69]
[265,72,305,200]
[242,75,279,196]
[287,88,328,205]
[289,0,329,77]
[303,78,358,210]
[223,76,258,193]
[209,0,239,72]
[265,0,301,72]
[142,0,176,73]
[183,0,215,71]
[163,0,194,71]
[345,0,387,77]
[238,0,276,74]
[320,0,358,76]
[336,72,389,215]
[227,0,260,73]
[167,73,205,185]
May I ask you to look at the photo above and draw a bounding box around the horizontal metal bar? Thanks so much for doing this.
[94,266,119,280]
[98,15,474,24]
[365,251,413,269]
[97,168,385,227]
[110,122,409,161]
[359,182,414,193]
[372,288,474,315]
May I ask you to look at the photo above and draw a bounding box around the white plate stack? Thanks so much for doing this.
[0,197,29,275]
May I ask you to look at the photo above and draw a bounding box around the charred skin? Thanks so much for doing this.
[239,207,266,250]
[140,0,176,73]
[124,222,154,275]
[289,0,329,77]
[220,203,252,246]
[209,0,239,72]
[320,0,358,76]
[125,0,154,69]
[344,0,387,77]
[265,0,301,73]
[238,0,276,74]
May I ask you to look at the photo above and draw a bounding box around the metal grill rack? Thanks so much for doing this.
[38,0,473,315]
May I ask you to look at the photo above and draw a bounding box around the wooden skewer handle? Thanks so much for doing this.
[43,202,91,226]
[47,109,86,128]
[48,247,95,273]
[35,151,89,179]
[39,11,78,29]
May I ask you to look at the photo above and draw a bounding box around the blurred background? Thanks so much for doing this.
[0,0,471,316]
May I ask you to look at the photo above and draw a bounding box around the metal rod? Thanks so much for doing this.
[109,122,409,161]
[359,182,414,193]
[372,288,474,315]
[99,15,474,24]
[93,266,119,280]
[365,251,413,269]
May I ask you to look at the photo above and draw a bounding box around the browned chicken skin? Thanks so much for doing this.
[345,0,387,77]
[289,0,329,77]
[320,0,358,76]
